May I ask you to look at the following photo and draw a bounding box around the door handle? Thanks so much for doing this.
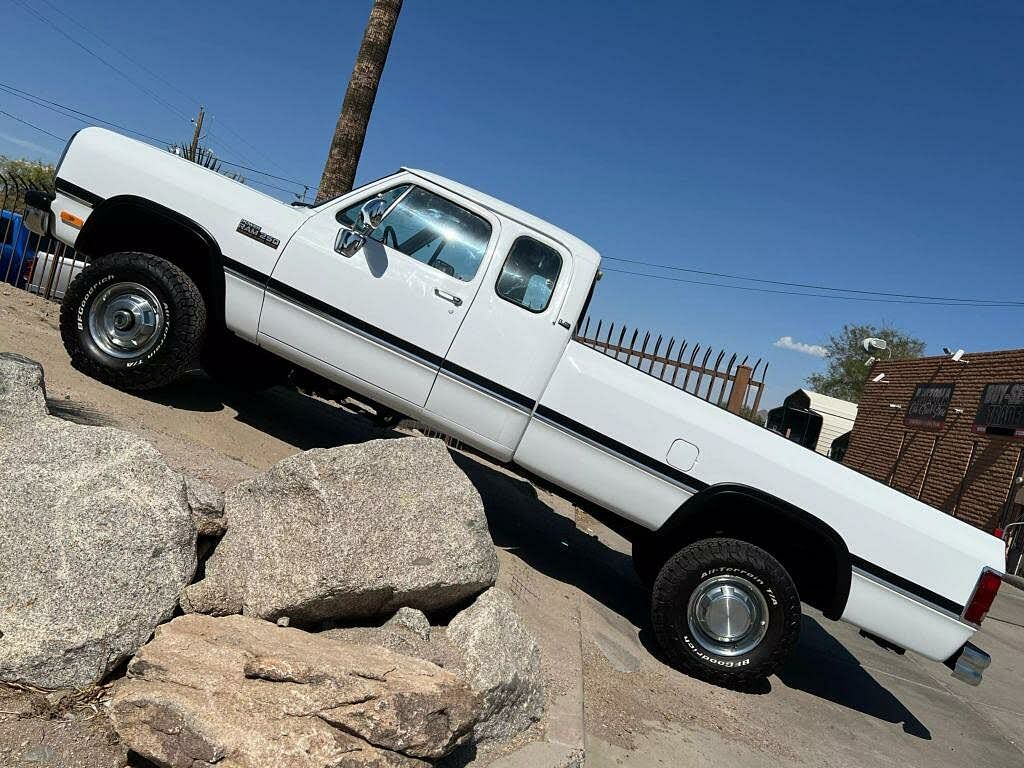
[434,288,463,307]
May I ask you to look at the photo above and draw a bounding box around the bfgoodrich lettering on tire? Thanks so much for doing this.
[651,537,801,687]
[60,251,207,391]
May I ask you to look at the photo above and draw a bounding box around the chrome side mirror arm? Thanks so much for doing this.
[334,195,389,257]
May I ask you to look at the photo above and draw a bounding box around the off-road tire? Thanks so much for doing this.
[651,537,801,688]
[60,251,206,390]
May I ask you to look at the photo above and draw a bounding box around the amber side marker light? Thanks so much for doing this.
[60,211,84,228]
[964,570,1002,626]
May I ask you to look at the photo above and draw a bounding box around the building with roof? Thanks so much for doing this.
[840,348,1024,572]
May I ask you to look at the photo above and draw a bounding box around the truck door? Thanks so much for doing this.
[259,180,498,407]
[424,226,573,457]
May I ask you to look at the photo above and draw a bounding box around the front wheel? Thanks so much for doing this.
[60,251,207,391]
[651,538,801,688]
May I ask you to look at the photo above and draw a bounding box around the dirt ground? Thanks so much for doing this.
[2,286,1023,768]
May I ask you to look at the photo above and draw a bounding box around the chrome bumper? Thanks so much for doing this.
[944,642,991,686]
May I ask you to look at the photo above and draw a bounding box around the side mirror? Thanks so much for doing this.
[359,197,389,233]
[335,227,366,258]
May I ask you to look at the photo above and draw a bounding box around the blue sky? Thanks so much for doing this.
[2,0,1022,407]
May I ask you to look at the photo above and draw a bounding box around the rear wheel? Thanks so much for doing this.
[651,537,801,687]
[60,251,206,390]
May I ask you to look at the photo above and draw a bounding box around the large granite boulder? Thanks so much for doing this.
[184,475,226,536]
[0,353,48,433]
[0,354,198,689]
[446,588,544,743]
[182,437,498,622]
[111,614,481,767]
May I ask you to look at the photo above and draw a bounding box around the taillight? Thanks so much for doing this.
[963,570,1002,626]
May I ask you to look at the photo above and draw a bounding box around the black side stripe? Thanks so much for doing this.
[850,554,964,616]
[535,405,709,492]
[55,177,104,207]
[251,275,539,409]
[266,277,446,368]
[440,360,535,411]
[223,256,270,287]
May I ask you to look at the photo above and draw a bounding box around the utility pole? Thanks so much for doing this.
[189,106,205,161]
[316,0,403,203]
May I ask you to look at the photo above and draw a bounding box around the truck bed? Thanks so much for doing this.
[513,340,1004,660]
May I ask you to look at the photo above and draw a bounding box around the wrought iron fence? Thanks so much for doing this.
[574,317,768,417]
[0,174,83,301]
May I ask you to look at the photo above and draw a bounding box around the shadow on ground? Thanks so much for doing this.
[131,374,931,738]
[137,371,394,449]
[777,616,931,739]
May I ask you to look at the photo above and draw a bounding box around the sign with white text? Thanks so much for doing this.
[974,383,1024,438]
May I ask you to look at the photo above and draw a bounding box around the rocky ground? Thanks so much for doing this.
[3,286,1024,768]
[0,288,558,766]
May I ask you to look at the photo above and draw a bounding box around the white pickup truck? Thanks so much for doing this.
[26,127,1004,688]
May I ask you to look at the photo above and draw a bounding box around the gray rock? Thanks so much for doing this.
[446,588,544,743]
[386,608,432,641]
[0,357,197,689]
[111,613,481,766]
[182,437,498,622]
[21,744,58,763]
[0,353,48,433]
[184,475,226,536]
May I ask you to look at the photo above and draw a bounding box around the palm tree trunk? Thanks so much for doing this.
[316,0,403,203]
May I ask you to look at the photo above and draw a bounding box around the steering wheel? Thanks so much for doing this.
[381,225,399,248]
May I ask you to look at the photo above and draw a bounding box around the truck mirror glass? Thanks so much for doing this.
[359,197,389,233]
[334,227,366,258]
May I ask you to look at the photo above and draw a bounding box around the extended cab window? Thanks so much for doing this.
[338,186,491,282]
[496,236,562,312]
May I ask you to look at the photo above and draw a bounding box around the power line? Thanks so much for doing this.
[602,255,1024,306]
[601,268,1024,308]
[29,0,293,178]
[205,113,295,177]
[0,82,172,145]
[9,0,192,124]
[0,110,65,142]
[35,0,198,110]
[0,82,317,192]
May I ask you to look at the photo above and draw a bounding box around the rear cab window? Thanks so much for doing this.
[495,236,562,312]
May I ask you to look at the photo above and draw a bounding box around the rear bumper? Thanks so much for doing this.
[944,641,991,686]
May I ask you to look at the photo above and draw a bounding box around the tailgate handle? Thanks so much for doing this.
[434,288,463,307]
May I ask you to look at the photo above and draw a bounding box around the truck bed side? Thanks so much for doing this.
[514,340,1005,659]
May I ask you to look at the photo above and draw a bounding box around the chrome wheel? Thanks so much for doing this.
[687,574,770,657]
[87,281,164,360]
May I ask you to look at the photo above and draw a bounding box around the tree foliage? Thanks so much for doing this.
[806,323,926,403]
[0,156,57,210]
[168,143,245,184]
[739,404,767,426]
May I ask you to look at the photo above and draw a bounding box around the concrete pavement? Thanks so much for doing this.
[460,447,1024,766]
